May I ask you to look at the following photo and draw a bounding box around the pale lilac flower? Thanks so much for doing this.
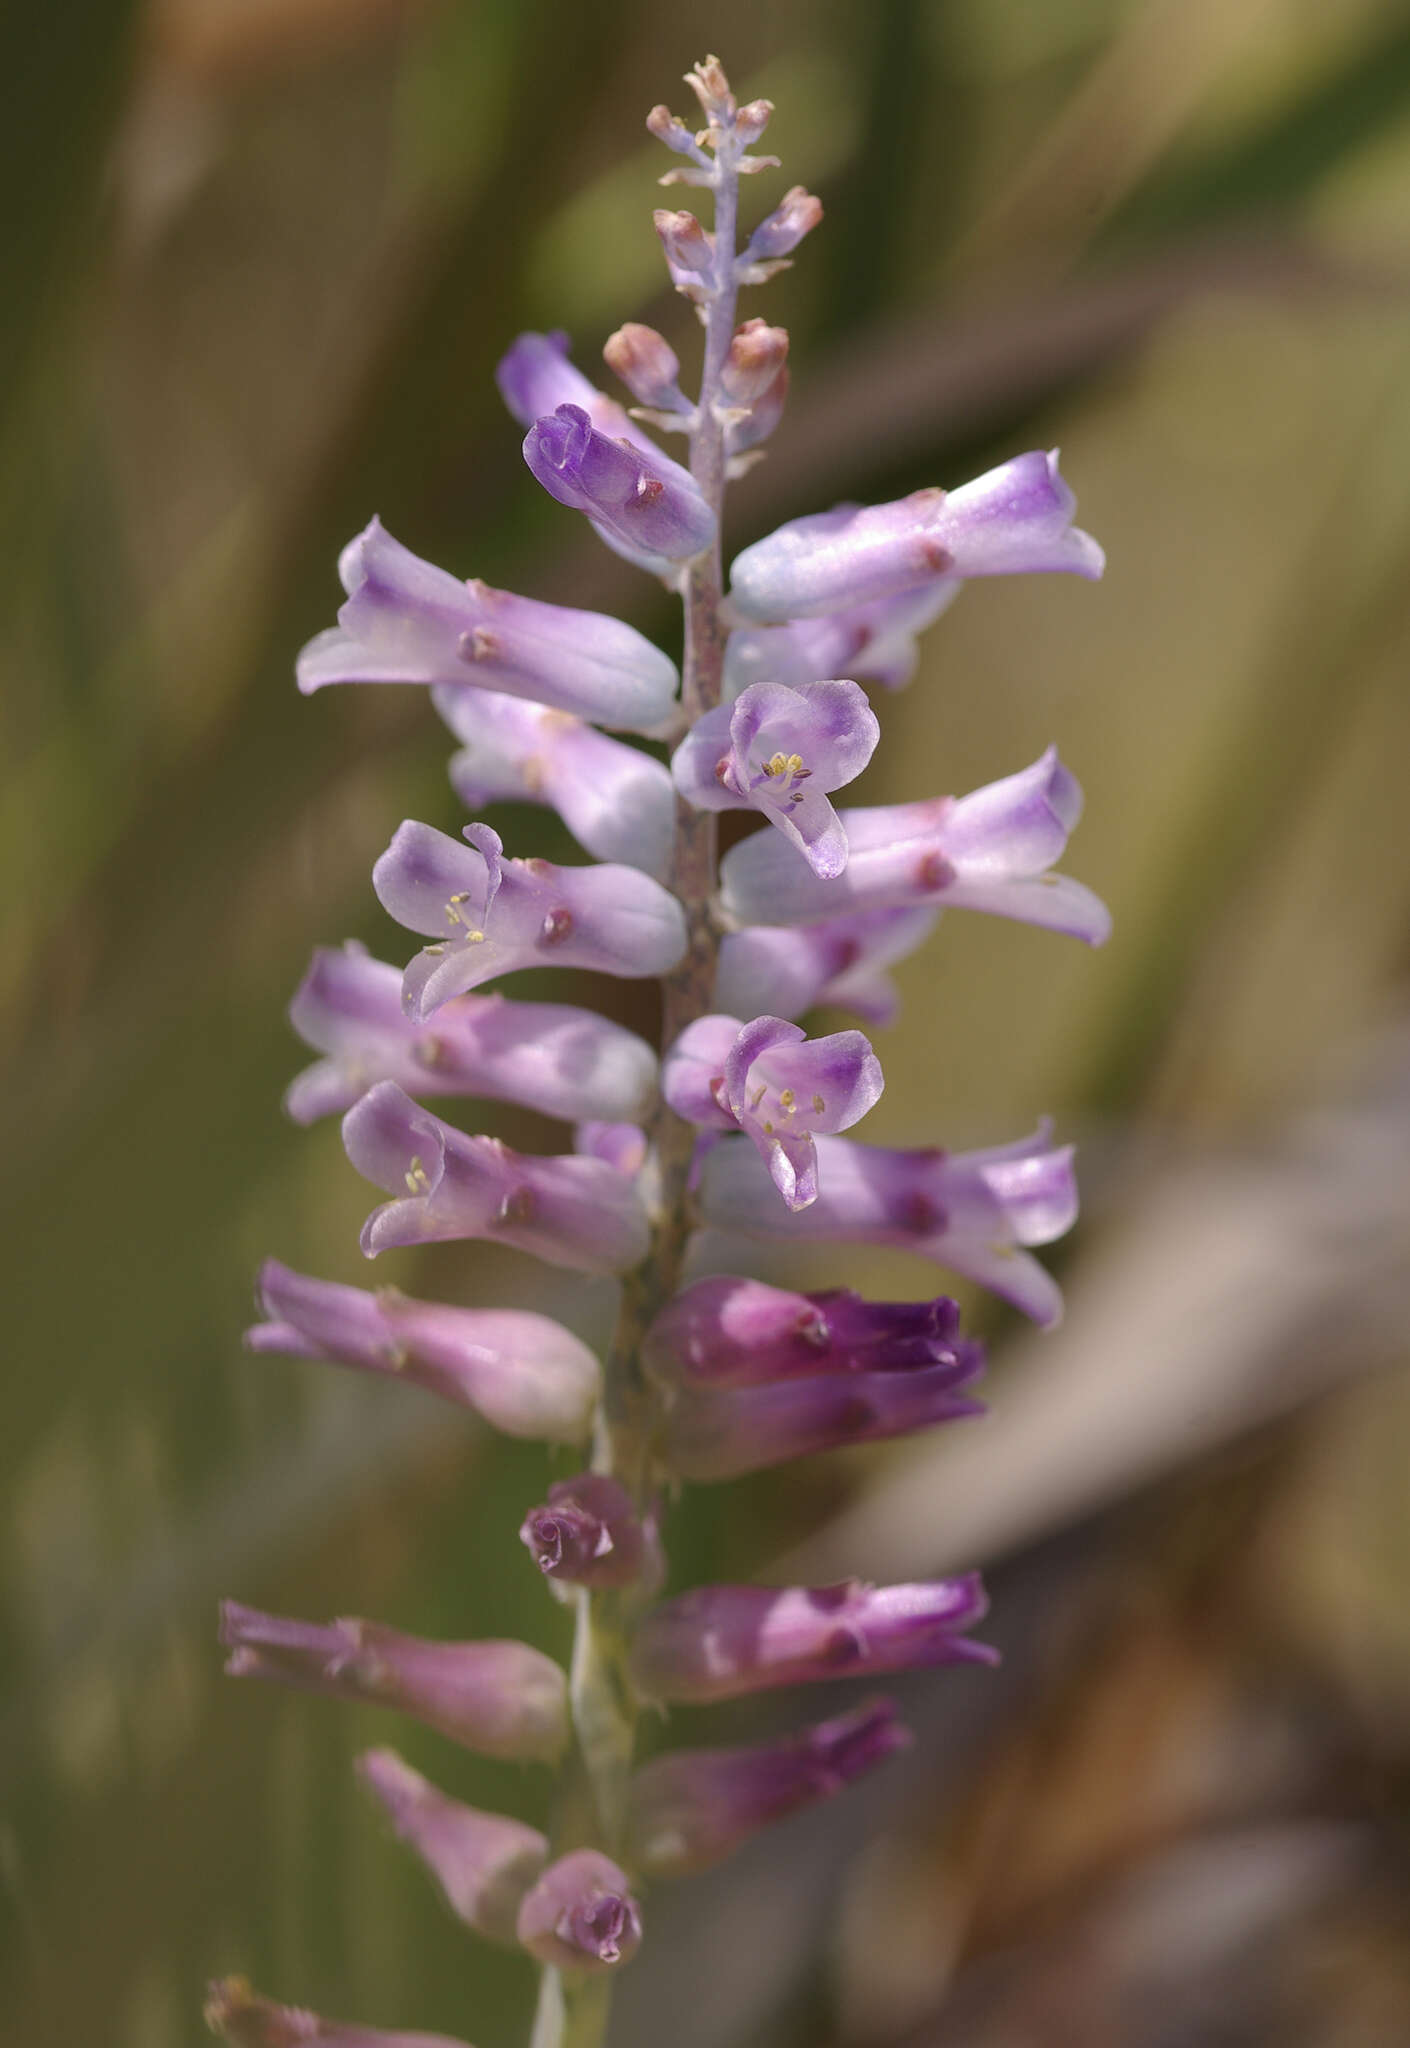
[295,518,678,732]
[699,1123,1078,1327]
[496,329,664,460]
[643,1273,972,1388]
[434,685,674,878]
[662,1355,984,1481]
[574,1121,648,1174]
[718,746,1112,947]
[630,1574,994,1704]
[626,1699,911,1877]
[516,1851,643,1973]
[371,821,687,1021]
[662,1014,883,1210]
[519,1474,659,1591]
[342,1082,650,1271]
[358,1748,547,1946]
[523,404,716,565]
[284,943,657,1127]
[723,582,961,701]
[246,1260,601,1444]
[672,680,879,878]
[714,907,939,1026]
[205,1978,471,2048]
[219,1602,569,1762]
[728,452,1104,621]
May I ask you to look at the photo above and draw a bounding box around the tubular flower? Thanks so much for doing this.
[515,1851,644,1974]
[358,1749,547,1945]
[297,518,678,732]
[523,404,716,566]
[714,905,938,1025]
[643,1273,973,1387]
[722,582,961,700]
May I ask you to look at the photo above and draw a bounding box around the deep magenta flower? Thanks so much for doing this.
[434,685,674,877]
[358,1749,547,1945]
[515,1851,643,1973]
[671,679,879,878]
[714,906,938,1026]
[219,1603,569,1761]
[630,1574,994,1703]
[205,1978,471,2047]
[524,404,716,565]
[643,1273,973,1388]
[626,1699,911,1877]
[372,821,687,1019]
[699,1122,1077,1326]
[718,746,1111,947]
[729,452,1104,620]
[662,1013,883,1209]
[519,1474,660,1592]
[284,943,657,1127]
[342,1082,650,1270]
[296,518,678,732]
[246,1260,601,1444]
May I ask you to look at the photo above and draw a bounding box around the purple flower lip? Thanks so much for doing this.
[358,1747,547,1946]
[518,1474,660,1592]
[626,1697,912,1877]
[515,1850,644,1974]
[629,1574,996,1704]
[218,1602,570,1762]
[204,1976,474,2046]
[643,1273,967,1388]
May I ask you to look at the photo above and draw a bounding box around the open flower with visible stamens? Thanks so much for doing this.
[662,1013,883,1210]
[372,820,687,1020]
[672,679,879,878]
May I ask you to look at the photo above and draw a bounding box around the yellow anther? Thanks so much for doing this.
[404,1155,431,1195]
[779,1087,795,1109]
[764,750,806,779]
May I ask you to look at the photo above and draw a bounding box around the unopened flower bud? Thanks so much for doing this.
[358,1748,547,1945]
[742,185,822,266]
[653,208,715,282]
[720,320,789,404]
[735,98,774,145]
[519,1474,659,1590]
[647,104,703,156]
[204,1976,470,2047]
[684,54,734,122]
[219,1603,569,1762]
[626,1699,911,1878]
[516,1850,643,1973]
[603,323,688,413]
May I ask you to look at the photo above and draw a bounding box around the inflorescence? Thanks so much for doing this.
[209,56,1109,2048]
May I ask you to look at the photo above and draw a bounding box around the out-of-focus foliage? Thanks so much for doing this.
[3,3,1410,2045]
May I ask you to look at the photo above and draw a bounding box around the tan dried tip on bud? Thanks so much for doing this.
[721,319,790,403]
[653,208,713,276]
[736,98,774,145]
[604,324,682,409]
[685,55,734,119]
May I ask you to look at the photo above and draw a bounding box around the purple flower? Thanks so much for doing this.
[515,1851,644,1973]
[662,1354,984,1481]
[524,404,716,567]
[219,1602,569,1762]
[699,1123,1078,1327]
[284,943,658,1127]
[295,518,678,732]
[574,1120,648,1174]
[629,1574,995,1704]
[205,1978,471,2047]
[662,1014,883,1210]
[723,583,961,701]
[626,1699,911,1877]
[718,747,1112,947]
[671,680,879,878]
[495,329,666,462]
[714,907,939,1027]
[358,1748,547,1945]
[434,685,674,878]
[519,1474,660,1592]
[371,821,687,1020]
[342,1082,650,1271]
[643,1273,972,1388]
[246,1260,601,1444]
[728,452,1104,621]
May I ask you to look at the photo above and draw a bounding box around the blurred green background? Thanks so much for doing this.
[5,2,1410,2044]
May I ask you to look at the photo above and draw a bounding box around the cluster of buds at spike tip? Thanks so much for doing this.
[222,51,1115,2043]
